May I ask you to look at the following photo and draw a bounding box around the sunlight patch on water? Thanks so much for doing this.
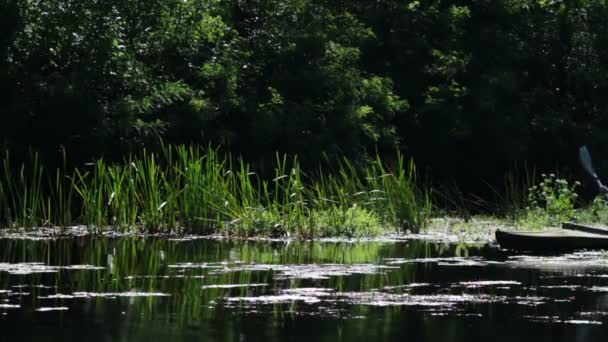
[72,292,170,298]
[227,288,334,305]
[227,294,324,304]
[170,262,398,280]
[282,287,334,295]
[0,263,104,275]
[36,307,69,312]
[457,280,522,288]
[563,320,603,325]
[39,293,91,299]
[578,311,608,317]
[272,264,398,280]
[384,257,502,267]
[506,252,608,271]
[524,315,603,325]
[338,292,503,307]
[12,284,56,289]
[125,275,187,279]
[587,287,608,292]
[538,285,581,290]
[40,292,170,299]
[201,284,268,289]
[510,296,548,306]
[223,288,552,311]
[63,265,105,270]
[0,263,59,275]
[381,283,435,291]
[168,263,223,269]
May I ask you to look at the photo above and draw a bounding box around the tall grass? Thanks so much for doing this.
[492,163,536,220]
[0,150,74,228]
[0,145,430,237]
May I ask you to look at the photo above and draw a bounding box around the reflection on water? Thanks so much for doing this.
[0,236,608,341]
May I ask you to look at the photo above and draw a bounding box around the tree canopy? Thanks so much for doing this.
[3,0,608,192]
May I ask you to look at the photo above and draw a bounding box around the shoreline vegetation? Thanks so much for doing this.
[0,145,430,238]
[2,145,608,240]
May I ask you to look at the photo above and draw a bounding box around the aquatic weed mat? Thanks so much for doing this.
[0,225,489,245]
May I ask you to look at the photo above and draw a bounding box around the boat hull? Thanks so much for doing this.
[562,222,608,235]
[495,228,608,251]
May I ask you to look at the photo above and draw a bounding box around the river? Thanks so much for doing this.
[0,235,607,341]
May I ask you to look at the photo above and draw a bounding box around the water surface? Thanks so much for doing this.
[1,235,608,341]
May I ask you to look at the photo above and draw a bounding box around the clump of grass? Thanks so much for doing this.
[0,145,430,238]
[310,206,383,238]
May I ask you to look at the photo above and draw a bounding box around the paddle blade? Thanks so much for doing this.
[579,145,598,179]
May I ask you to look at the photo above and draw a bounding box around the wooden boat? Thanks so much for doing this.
[495,222,608,251]
[562,222,608,235]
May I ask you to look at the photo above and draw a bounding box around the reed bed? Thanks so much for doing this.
[0,146,430,237]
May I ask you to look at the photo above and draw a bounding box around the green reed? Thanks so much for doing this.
[0,145,430,237]
[73,159,110,230]
[46,147,74,226]
[0,151,53,227]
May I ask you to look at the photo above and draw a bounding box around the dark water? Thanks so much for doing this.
[1,235,608,341]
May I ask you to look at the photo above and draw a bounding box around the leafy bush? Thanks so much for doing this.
[523,174,579,228]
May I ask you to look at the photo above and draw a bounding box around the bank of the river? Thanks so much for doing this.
[0,216,542,246]
[3,146,607,240]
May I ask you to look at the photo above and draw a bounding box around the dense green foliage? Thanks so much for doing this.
[522,173,580,227]
[4,0,608,197]
[0,145,429,236]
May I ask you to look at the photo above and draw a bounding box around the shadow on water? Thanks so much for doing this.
[0,236,608,341]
